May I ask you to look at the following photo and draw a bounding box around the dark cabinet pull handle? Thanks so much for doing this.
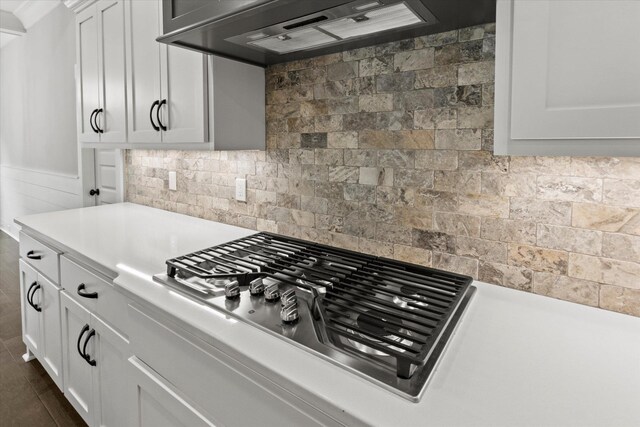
[77,324,90,360]
[26,281,35,306]
[26,250,42,260]
[89,189,100,197]
[156,99,167,131]
[94,108,104,133]
[82,329,97,366]
[26,281,41,312]
[27,282,42,312]
[77,283,98,299]
[89,109,99,133]
[149,100,160,131]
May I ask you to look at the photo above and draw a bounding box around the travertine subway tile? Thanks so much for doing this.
[536,224,602,256]
[571,203,640,235]
[599,285,640,317]
[479,261,533,291]
[481,218,536,244]
[601,233,640,263]
[457,236,507,263]
[536,175,602,203]
[432,252,478,277]
[533,272,599,307]
[603,179,640,208]
[569,253,640,289]
[433,212,481,237]
[393,244,432,267]
[508,244,569,275]
[510,198,572,226]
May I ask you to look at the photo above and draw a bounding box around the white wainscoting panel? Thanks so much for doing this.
[0,165,84,239]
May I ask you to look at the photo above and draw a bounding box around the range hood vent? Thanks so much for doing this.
[157,0,497,66]
[319,3,423,40]
[242,2,427,55]
[250,27,337,54]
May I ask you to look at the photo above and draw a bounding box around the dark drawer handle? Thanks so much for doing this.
[77,283,98,299]
[82,329,97,366]
[27,281,42,312]
[77,324,90,360]
[26,250,42,260]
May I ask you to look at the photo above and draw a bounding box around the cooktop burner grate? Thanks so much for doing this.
[165,232,473,379]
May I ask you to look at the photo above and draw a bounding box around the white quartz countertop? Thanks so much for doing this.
[16,203,640,427]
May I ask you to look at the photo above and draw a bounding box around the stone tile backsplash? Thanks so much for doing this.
[125,24,640,317]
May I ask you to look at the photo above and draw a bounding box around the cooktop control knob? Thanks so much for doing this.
[280,301,299,324]
[264,283,280,302]
[224,280,240,299]
[281,288,297,306]
[249,277,265,295]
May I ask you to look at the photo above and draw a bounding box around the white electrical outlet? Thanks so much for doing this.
[168,171,177,191]
[235,178,247,202]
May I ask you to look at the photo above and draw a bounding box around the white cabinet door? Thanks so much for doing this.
[93,149,122,205]
[494,0,640,156]
[76,6,101,144]
[125,0,162,143]
[160,44,208,143]
[61,292,94,426]
[91,314,129,427]
[19,260,40,357]
[96,0,127,143]
[128,357,215,427]
[38,274,63,391]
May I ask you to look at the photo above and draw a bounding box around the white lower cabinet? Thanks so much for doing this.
[39,274,64,389]
[60,292,129,427]
[61,292,94,423]
[128,356,215,427]
[20,260,41,357]
[19,260,63,389]
[129,304,343,427]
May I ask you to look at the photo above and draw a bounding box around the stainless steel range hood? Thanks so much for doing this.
[157,0,496,67]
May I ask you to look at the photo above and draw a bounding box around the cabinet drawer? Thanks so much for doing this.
[19,232,60,283]
[129,304,341,427]
[61,256,130,337]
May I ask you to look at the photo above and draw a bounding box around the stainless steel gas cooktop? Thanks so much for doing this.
[153,232,475,402]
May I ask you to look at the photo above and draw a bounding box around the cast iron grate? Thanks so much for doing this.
[165,232,472,378]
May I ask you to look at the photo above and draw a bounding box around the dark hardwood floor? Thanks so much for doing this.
[0,231,86,426]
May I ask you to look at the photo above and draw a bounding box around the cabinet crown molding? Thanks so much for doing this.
[63,0,96,14]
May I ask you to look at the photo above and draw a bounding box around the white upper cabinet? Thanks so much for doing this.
[125,0,208,145]
[124,0,162,143]
[71,0,264,149]
[160,43,208,143]
[494,0,640,156]
[96,0,127,143]
[75,0,127,144]
[76,7,100,144]
[208,55,265,150]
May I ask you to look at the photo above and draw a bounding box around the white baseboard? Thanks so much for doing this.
[0,226,19,241]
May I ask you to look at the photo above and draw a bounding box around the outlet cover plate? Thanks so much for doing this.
[168,171,177,191]
[235,178,247,202]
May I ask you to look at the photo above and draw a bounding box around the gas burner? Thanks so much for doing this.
[205,278,232,288]
[157,231,475,402]
[357,310,400,336]
[343,310,414,356]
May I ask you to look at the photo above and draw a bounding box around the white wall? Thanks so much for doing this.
[0,3,83,238]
